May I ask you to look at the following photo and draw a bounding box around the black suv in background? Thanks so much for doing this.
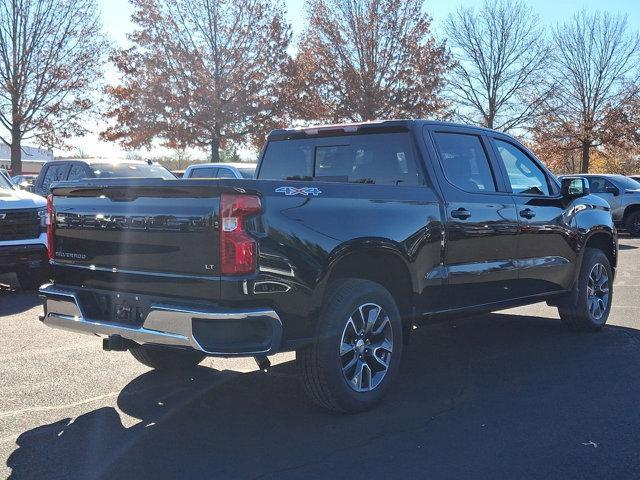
[32,159,175,196]
[40,120,617,412]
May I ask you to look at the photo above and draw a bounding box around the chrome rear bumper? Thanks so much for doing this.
[39,284,282,356]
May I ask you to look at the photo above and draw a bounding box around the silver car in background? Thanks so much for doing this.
[563,174,640,236]
[183,162,257,179]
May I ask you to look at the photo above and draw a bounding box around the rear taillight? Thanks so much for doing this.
[220,194,261,275]
[46,194,54,260]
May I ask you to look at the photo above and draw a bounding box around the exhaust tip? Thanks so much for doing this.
[102,334,131,352]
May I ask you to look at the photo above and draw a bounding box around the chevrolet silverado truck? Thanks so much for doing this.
[0,170,49,289]
[39,120,617,412]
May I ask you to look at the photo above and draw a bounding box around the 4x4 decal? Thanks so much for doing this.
[275,186,322,196]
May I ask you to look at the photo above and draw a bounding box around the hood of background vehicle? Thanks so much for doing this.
[0,187,46,209]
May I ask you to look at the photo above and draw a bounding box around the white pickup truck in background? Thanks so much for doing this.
[0,170,48,289]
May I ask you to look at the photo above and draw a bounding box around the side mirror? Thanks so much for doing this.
[561,177,590,198]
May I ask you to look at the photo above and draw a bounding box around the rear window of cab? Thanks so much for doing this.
[258,133,422,186]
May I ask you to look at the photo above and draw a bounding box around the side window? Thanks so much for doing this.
[41,164,68,191]
[432,132,496,192]
[67,164,88,181]
[189,167,218,178]
[588,177,605,193]
[216,168,236,179]
[588,177,617,194]
[495,140,550,196]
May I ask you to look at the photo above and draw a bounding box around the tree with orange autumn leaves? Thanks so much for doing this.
[287,0,452,123]
[102,0,292,161]
[104,0,453,156]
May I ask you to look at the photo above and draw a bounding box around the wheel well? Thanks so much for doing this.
[585,233,616,268]
[326,250,415,321]
[623,204,640,223]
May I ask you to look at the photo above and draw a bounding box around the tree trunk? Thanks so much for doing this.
[580,140,590,173]
[210,138,220,162]
[10,124,22,175]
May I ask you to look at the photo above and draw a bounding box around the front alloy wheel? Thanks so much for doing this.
[558,248,613,331]
[587,263,610,321]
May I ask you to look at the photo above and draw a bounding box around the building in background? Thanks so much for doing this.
[0,145,53,174]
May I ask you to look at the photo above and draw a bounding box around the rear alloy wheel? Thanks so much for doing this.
[340,303,394,392]
[625,211,640,237]
[298,278,403,413]
[558,248,613,331]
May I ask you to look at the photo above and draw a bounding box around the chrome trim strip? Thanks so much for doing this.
[39,284,281,356]
[253,281,291,294]
[514,256,570,269]
[51,261,219,281]
[425,256,570,279]
[258,265,295,277]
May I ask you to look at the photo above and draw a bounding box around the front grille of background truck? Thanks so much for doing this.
[0,209,40,241]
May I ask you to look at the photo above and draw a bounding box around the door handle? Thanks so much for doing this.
[519,208,536,219]
[451,208,471,220]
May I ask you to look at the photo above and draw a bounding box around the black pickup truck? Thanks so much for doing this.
[39,120,617,412]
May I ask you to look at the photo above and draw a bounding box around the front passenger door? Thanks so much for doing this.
[491,138,576,296]
[588,177,623,222]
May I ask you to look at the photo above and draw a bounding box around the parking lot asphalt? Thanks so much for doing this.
[1,237,640,480]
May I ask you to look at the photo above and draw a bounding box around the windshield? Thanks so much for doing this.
[0,171,14,189]
[91,163,175,179]
[613,175,640,190]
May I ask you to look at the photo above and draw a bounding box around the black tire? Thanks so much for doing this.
[558,248,613,332]
[625,211,640,237]
[298,278,403,413]
[16,268,48,291]
[129,345,206,370]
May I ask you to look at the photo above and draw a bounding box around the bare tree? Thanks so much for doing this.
[445,0,551,131]
[0,0,108,174]
[545,11,640,173]
[289,0,452,123]
[103,0,291,161]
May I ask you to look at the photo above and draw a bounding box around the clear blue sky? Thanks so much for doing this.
[82,0,639,159]
[101,0,640,46]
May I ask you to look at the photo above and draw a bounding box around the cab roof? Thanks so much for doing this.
[267,119,499,141]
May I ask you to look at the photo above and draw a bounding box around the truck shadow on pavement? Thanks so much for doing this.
[0,290,40,316]
[7,312,640,480]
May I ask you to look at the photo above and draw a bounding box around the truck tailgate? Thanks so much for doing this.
[50,181,221,297]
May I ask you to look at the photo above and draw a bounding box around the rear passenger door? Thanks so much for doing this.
[489,137,576,296]
[425,126,520,310]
